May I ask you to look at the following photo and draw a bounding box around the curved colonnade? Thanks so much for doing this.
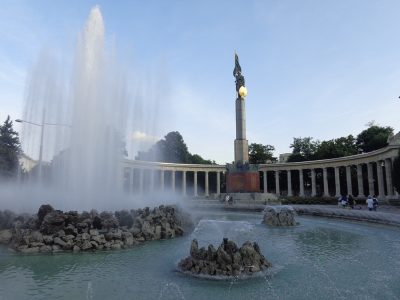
[121,136,399,201]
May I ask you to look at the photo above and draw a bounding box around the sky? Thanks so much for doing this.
[1,0,400,164]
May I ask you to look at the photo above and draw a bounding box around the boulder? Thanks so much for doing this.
[37,204,54,226]
[53,237,66,248]
[0,229,12,244]
[40,211,66,234]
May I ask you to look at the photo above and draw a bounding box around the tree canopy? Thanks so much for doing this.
[249,143,277,164]
[0,116,21,178]
[356,123,394,153]
[287,137,319,162]
[135,131,214,164]
[288,122,395,162]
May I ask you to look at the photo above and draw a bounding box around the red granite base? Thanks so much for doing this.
[226,171,260,193]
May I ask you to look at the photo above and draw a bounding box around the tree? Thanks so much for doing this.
[356,123,394,153]
[249,143,277,164]
[135,131,213,164]
[392,150,400,193]
[315,135,358,160]
[0,116,21,178]
[287,137,319,162]
[188,154,214,164]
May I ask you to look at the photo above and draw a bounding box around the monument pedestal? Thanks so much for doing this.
[226,164,260,193]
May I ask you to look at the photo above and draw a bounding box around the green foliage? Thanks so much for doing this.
[288,122,394,162]
[0,116,21,178]
[315,135,358,159]
[249,143,277,164]
[356,123,394,153]
[392,150,400,193]
[188,154,214,164]
[135,131,213,164]
[287,137,319,162]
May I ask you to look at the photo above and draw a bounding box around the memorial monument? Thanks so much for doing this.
[226,53,260,193]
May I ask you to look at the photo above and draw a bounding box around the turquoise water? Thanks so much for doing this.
[1,212,400,300]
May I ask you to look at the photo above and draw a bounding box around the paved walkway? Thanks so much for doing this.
[187,200,400,227]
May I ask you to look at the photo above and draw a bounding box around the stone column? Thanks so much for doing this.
[385,159,393,196]
[377,161,385,199]
[171,171,176,193]
[194,171,198,197]
[357,164,365,198]
[334,167,340,197]
[299,169,305,197]
[160,170,165,191]
[216,172,221,195]
[311,169,317,197]
[346,166,353,196]
[139,169,144,195]
[263,171,268,193]
[182,171,187,196]
[287,170,293,196]
[205,171,209,197]
[275,170,280,195]
[367,163,375,196]
[323,168,329,197]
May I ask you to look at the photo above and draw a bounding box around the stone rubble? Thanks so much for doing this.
[178,238,272,277]
[0,204,192,253]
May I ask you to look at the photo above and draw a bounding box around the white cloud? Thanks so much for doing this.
[130,130,159,143]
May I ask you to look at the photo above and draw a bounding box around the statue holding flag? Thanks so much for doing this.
[233,53,247,98]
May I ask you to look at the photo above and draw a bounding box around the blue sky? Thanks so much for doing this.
[1,0,400,163]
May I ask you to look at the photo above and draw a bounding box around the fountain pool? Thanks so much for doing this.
[0,211,399,299]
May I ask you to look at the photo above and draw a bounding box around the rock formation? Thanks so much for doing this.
[0,204,192,253]
[178,238,271,277]
[263,205,298,226]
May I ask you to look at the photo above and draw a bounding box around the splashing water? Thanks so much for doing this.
[11,6,170,212]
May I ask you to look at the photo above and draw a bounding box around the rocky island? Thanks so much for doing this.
[263,205,298,226]
[0,204,192,253]
[178,238,272,278]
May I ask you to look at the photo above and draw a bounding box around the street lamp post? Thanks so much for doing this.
[16,114,70,181]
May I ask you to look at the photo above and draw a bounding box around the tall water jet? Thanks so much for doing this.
[60,5,127,204]
[20,6,129,209]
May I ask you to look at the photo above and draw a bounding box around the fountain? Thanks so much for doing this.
[0,5,399,300]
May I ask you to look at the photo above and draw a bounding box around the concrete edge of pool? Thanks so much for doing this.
[186,201,400,227]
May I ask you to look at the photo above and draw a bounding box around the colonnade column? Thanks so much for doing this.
[182,171,187,196]
[275,171,280,195]
[216,172,221,195]
[160,170,165,191]
[139,169,144,195]
[194,171,198,197]
[357,164,365,198]
[346,166,352,196]
[311,169,316,197]
[205,171,209,197]
[385,159,393,196]
[171,171,176,193]
[367,163,375,196]
[334,167,340,197]
[323,168,329,197]
[299,169,305,197]
[287,170,293,196]
[377,161,385,199]
[263,171,267,194]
